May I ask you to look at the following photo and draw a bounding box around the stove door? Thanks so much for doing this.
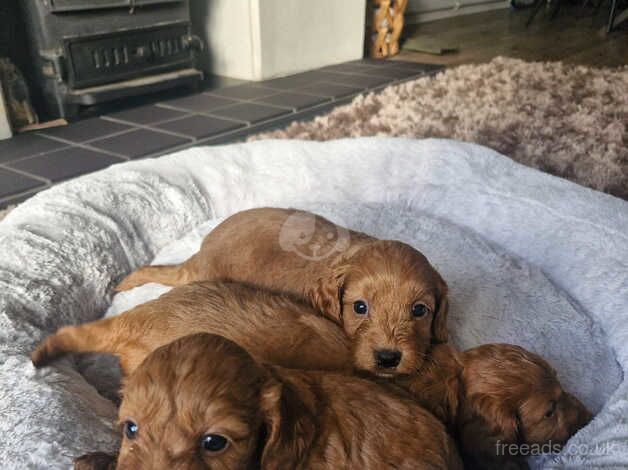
[134,0,184,4]
[49,0,130,12]
[49,0,183,12]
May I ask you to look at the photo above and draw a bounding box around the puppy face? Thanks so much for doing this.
[516,373,592,446]
[116,334,265,470]
[461,344,592,451]
[316,240,448,377]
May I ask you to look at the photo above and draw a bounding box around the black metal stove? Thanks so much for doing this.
[18,0,203,119]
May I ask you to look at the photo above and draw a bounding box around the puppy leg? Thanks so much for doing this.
[114,264,191,292]
[73,452,117,470]
[31,318,117,368]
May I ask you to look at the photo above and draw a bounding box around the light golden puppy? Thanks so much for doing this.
[32,281,351,376]
[115,207,449,377]
[74,333,463,470]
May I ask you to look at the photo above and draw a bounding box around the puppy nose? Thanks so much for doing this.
[374,349,402,369]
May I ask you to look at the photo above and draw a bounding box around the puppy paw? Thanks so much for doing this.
[31,339,52,368]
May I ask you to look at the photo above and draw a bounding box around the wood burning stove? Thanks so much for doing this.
[18,0,203,118]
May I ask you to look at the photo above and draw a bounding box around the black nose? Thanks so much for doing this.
[374,349,402,369]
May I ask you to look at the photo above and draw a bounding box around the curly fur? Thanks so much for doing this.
[251,57,628,199]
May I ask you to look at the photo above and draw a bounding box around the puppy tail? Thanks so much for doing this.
[31,318,116,368]
[114,264,190,292]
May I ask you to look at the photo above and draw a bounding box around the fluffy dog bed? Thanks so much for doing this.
[0,138,626,469]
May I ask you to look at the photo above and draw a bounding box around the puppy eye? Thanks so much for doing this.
[544,401,557,418]
[411,303,430,318]
[123,420,138,440]
[353,300,368,315]
[201,434,229,453]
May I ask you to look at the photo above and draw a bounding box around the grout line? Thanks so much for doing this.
[152,106,254,126]
[4,141,129,165]
[319,68,413,80]
[101,115,203,141]
[0,163,52,184]
[35,127,140,146]
[73,143,131,160]
[202,87,282,100]
[0,185,52,205]
[99,111,196,128]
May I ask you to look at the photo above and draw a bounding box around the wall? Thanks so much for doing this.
[406,0,509,23]
[256,0,366,79]
[189,0,366,81]
[189,0,257,80]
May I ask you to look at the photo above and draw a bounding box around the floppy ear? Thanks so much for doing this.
[459,394,522,467]
[259,375,316,470]
[463,394,521,445]
[431,277,449,343]
[309,267,346,324]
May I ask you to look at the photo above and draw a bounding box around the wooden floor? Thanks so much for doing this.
[395,4,628,68]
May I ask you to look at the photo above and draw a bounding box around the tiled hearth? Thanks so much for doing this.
[0,59,442,209]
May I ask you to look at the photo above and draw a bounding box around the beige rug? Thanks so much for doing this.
[253,57,628,199]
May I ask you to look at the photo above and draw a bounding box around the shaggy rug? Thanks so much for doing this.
[252,57,628,199]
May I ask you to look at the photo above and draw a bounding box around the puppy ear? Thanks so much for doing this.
[309,267,346,324]
[431,277,449,343]
[259,374,316,469]
[459,394,522,467]
[464,394,521,445]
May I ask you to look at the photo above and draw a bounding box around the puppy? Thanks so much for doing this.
[32,281,351,376]
[115,207,449,377]
[32,284,589,469]
[75,333,463,470]
[397,344,593,470]
[457,344,593,469]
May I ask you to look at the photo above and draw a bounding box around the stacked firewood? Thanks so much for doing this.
[369,0,408,58]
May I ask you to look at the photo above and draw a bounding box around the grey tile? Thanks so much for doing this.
[349,58,397,67]
[106,105,188,125]
[160,94,238,112]
[8,147,124,182]
[155,115,245,139]
[391,61,445,73]
[322,63,423,79]
[204,75,250,91]
[0,134,67,163]
[39,118,132,143]
[256,71,330,90]
[0,188,43,208]
[89,129,191,159]
[297,82,363,98]
[207,85,279,100]
[320,63,384,74]
[254,92,330,111]
[316,72,392,88]
[354,67,424,79]
[0,167,45,198]
[210,103,291,124]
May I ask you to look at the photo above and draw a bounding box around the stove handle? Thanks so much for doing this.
[182,35,204,53]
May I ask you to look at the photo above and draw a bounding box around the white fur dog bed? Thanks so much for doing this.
[0,138,626,469]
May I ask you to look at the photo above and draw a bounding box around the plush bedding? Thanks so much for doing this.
[0,138,626,469]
